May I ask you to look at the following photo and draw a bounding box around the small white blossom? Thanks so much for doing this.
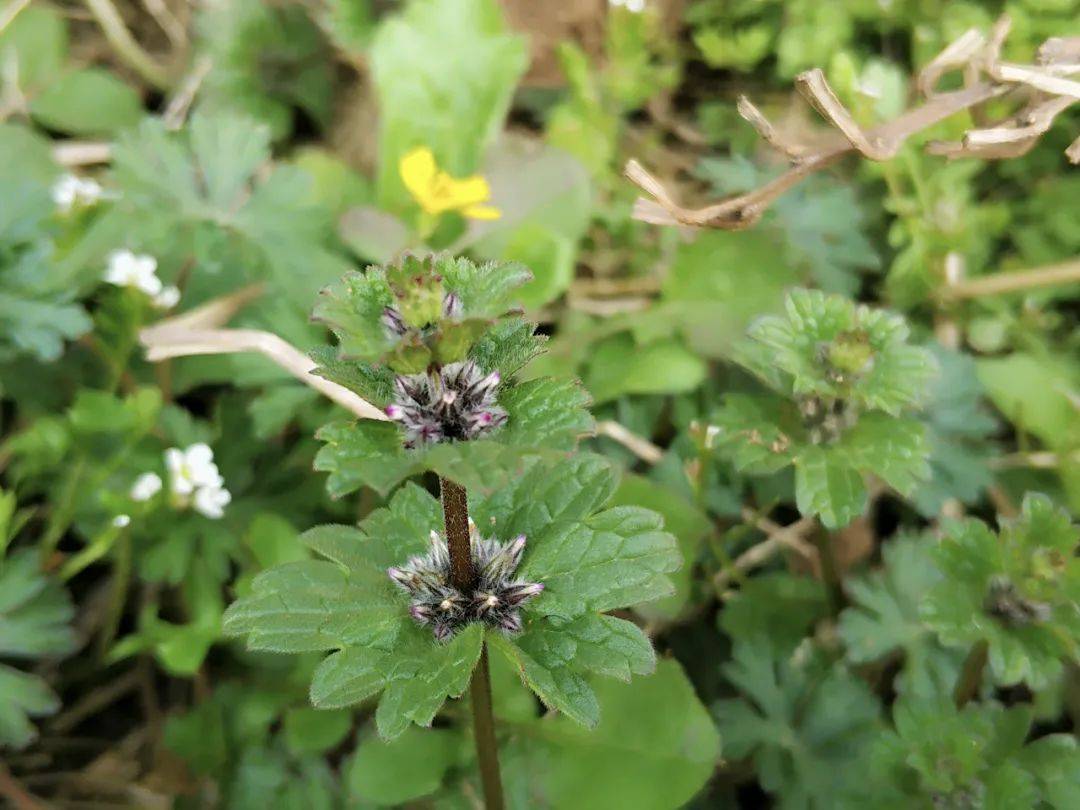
[130,472,163,501]
[193,485,231,520]
[610,0,645,11]
[112,514,131,528]
[53,174,104,213]
[153,285,181,310]
[104,250,163,297]
[165,443,223,496]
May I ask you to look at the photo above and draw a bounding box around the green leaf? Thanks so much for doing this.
[282,707,352,756]
[197,0,334,140]
[0,663,60,749]
[921,494,1080,689]
[0,5,67,92]
[838,413,929,495]
[720,572,828,657]
[746,288,937,415]
[912,344,996,516]
[585,334,707,403]
[346,726,461,805]
[522,505,680,617]
[709,392,801,475]
[794,445,867,529]
[490,631,600,727]
[0,549,76,659]
[29,69,142,135]
[838,535,962,699]
[504,659,719,810]
[610,474,712,620]
[374,623,484,739]
[716,640,882,808]
[370,0,528,213]
[660,226,798,357]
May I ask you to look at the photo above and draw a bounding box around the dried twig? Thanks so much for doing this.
[163,56,211,130]
[0,0,33,36]
[83,0,171,90]
[596,420,664,464]
[139,285,387,422]
[52,141,113,167]
[626,17,1079,231]
[715,512,817,590]
[942,257,1080,299]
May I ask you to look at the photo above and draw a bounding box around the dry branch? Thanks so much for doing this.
[626,16,1079,231]
[139,285,387,422]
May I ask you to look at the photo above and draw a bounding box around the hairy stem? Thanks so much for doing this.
[953,639,989,708]
[439,477,505,810]
[440,477,475,590]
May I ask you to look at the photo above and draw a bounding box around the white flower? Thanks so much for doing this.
[104,250,163,297]
[165,443,223,496]
[153,285,181,310]
[53,174,104,213]
[113,514,131,528]
[610,0,645,11]
[193,486,231,520]
[130,472,163,501]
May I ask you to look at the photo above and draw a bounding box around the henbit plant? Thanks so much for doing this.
[709,288,937,529]
[223,253,681,808]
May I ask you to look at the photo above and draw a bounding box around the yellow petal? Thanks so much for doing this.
[444,175,492,208]
[399,147,438,203]
[462,204,502,221]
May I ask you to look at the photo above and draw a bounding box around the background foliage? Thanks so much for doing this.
[1,0,1079,807]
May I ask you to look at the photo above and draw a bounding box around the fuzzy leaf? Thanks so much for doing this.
[794,445,867,529]
[922,494,1080,689]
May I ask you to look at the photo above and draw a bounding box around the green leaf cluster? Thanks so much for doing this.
[922,493,1080,689]
[710,288,937,527]
[224,453,679,738]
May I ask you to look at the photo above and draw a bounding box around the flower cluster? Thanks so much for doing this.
[381,290,462,339]
[128,443,231,519]
[52,173,104,213]
[385,360,507,448]
[104,250,180,310]
[388,523,543,641]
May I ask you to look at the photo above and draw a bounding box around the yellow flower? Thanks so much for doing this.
[399,147,501,221]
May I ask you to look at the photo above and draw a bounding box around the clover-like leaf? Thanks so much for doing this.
[921,493,1080,689]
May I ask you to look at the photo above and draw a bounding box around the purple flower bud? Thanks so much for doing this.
[385,404,403,419]
[382,306,408,337]
[498,613,523,634]
[442,292,462,318]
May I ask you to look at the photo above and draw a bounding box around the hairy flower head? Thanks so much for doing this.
[385,360,506,448]
[399,147,501,221]
[388,523,543,641]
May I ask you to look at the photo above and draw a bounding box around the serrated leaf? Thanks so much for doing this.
[523,505,680,616]
[716,640,881,808]
[720,572,827,657]
[374,623,483,739]
[838,413,929,495]
[922,494,1080,690]
[745,288,936,415]
[794,445,867,529]
[838,535,962,699]
[0,549,76,658]
[0,663,60,749]
[710,392,801,475]
[490,632,599,727]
